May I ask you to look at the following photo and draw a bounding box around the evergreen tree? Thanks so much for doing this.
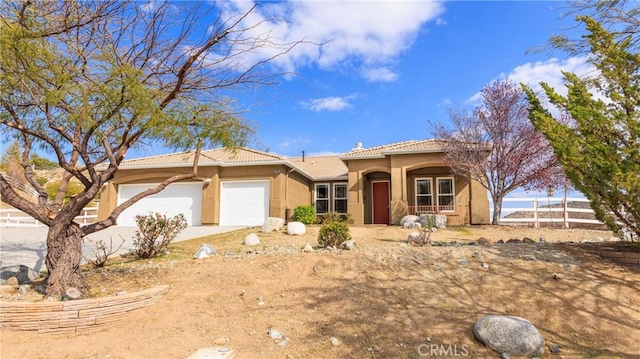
[0,141,25,183]
[524,16,640,239]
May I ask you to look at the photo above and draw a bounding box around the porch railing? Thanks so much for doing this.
[408,205,455,215]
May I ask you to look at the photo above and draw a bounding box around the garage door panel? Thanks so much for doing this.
[117,183,202,226]
[219,181,269,226]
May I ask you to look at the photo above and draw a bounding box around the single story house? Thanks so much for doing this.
[96,139,490,226]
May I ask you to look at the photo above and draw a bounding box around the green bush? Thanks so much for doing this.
[292,205,317,224]
[317,221,351,248]
[132,212,187,259]
[29,153,58,170]
[45,180,84,202]
[35,176,48,186]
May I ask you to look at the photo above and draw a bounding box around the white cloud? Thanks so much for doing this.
[361,67,399,83]
[505,56,596,95]
[277,136,310,151]
[435,18,448,26]
[438,98,452,107]
[468,56,597,104]
[300,93,360,112]
[217,0,445,82]
[139,1,156,13]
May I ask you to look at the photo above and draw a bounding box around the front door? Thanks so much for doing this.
[372,181,390,224]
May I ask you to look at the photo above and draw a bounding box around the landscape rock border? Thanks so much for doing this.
[599,250,640,266]
[0,285,169,334]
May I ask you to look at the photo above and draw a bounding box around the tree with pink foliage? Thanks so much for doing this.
[432,79,565,224]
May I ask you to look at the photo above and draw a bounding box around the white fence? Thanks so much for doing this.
[0,206,99,228]
[0,173,39,198]
[489,197,604,228]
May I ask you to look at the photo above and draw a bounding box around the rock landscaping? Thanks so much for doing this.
[1,225,638,359]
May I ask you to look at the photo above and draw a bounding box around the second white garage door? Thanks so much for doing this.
[219,180,270,226]
[117,183,202,226]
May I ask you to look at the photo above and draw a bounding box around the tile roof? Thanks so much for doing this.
[111,147,347,179]
[340,139,446,158]
[199,147,285,164]
[108,140,442,179]
[288,155,348,180]
[115,147,285,168]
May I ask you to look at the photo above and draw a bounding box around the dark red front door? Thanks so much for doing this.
[372,181,390,224]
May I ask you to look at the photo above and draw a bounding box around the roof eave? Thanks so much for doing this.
[338,154,385,160]
[382,149,444,155]
[339,148,444,160]
[107,160,289,171]
[311,175,349,182]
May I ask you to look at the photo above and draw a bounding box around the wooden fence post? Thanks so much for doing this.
[533,198,538,228]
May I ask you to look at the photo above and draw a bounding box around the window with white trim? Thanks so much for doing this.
[314,183,329,214]
[333,183,348,214]
[437,177,455,211]
[415,178,433,207]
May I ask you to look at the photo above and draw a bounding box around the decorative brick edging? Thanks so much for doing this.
[600,251,640,265]
[0,285,169,334]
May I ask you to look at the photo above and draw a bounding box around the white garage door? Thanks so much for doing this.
[219,180,270,226]
[117,183,202,226]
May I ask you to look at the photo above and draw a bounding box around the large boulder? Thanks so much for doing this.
[473,315,545,358]
[262,217,285,233]
[194,244,217,259]
[418,214,447,229]
[287,221,306,235]
[0,265,41,285]
[341,240,356,250]
[244,233,261,246]
[404,221,421,229]
[406,232,421,244]
[400,215,419,226]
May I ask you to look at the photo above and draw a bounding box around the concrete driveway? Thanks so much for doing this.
[0,225,241,272]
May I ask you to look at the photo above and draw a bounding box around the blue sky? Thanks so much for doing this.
[218,0,591,158]
[128,0,596,161]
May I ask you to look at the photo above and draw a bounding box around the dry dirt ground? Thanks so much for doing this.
[2,225,640,359]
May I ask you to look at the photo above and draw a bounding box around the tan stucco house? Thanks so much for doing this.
[97,139,490,226]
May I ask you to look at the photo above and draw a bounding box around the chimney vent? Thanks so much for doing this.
[353,142,363,150]
[302,150,305,162]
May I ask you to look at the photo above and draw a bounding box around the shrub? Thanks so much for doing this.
[45,179,83,202]
[318,221,351,248]
[82,236,125,268]
[29,153,58,170]
[321,211,353,224]
[132,212,187,259]
[35,176,48,186]
[421,214,436,230]
[292,205,317,224]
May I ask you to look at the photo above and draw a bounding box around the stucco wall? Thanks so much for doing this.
[97,152,490,227]
[344,153,490,226]
[98,164,314,225]
[284,171,313,220]
[344,158,391,225]
[469,179,490,224]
